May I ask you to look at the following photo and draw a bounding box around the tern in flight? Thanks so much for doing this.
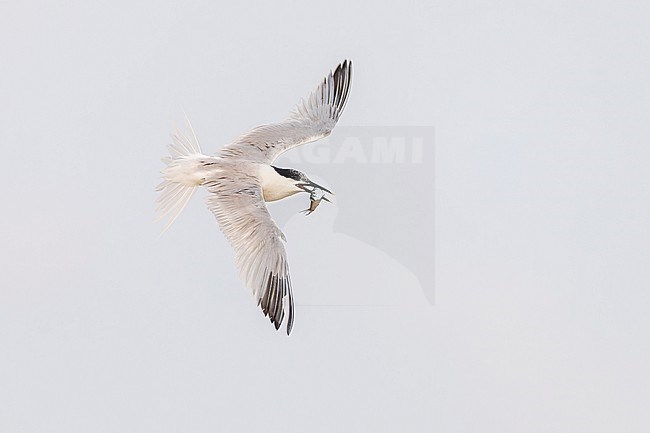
[157,60,352,335]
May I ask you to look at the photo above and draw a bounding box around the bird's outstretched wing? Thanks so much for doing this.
[204,166,294,334]
[218,59,352,164]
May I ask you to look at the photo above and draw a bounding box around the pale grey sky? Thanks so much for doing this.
[1,1,649,432]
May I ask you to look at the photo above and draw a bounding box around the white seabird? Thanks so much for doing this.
[157,60,352,334]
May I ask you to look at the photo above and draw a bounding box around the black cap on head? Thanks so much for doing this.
[272,166,304,181]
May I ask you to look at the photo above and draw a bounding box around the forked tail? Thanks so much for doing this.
[156,115,204,232]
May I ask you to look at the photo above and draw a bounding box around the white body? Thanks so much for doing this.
[162,158,302,202]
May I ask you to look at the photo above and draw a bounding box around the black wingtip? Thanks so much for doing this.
[334,59,352,75]
[258,272,294,335]
[331,59,352,116]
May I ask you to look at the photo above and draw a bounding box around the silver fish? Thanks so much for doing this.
[301,187,330,215]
